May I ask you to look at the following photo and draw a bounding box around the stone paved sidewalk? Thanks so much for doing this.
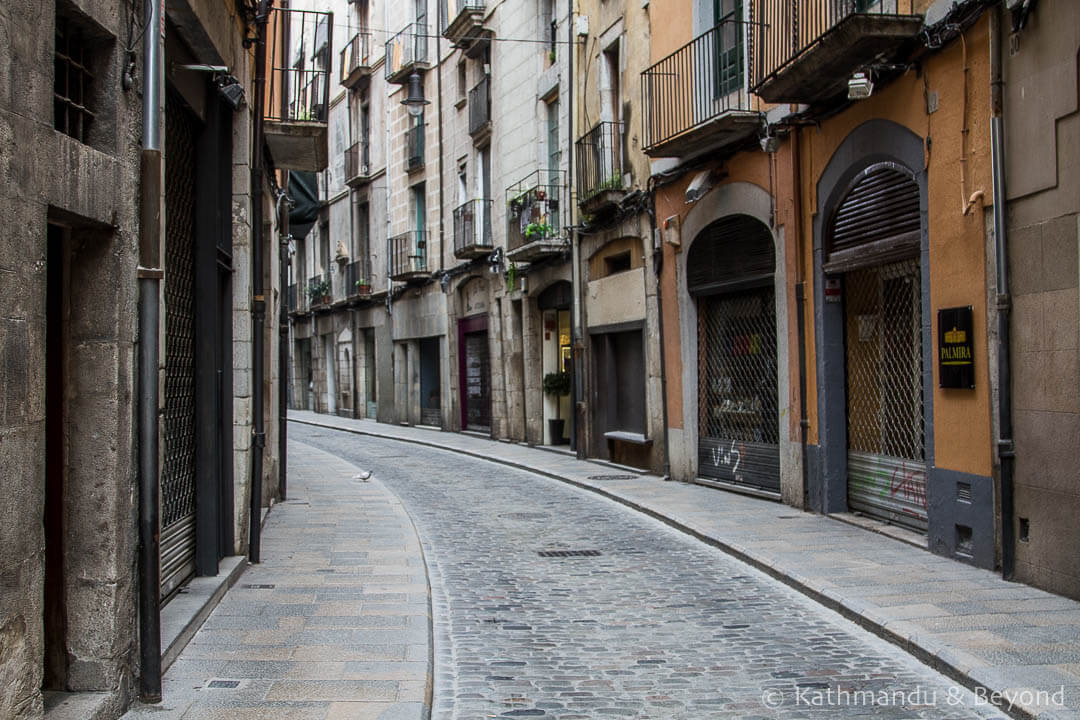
[122,439,432,720]
[290,410,1080,720]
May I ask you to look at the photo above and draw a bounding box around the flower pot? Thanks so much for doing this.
[355,284,370,295]
[548,418,566,445]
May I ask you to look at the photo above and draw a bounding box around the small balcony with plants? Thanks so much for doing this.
[453,198,494,259]
[264,7,332,171]
[344,259,372,299]
[505,170,565,263]
[385,23,430,84]
[340,32,373,90]
[575,121,625,216]
[405,121,424,173]
[389,231,428,281]
[749,0,923,104]
[641,13,759,159]
[307,273,331,308]
[440,0,488,52]
[468,74,491,142]
[345,140,372,186]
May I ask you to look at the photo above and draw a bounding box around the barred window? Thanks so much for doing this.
[54,16,96,143]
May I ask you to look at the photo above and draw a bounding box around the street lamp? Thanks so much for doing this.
[401,71,429,117]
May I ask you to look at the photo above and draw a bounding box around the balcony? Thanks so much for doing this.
[749,0,923,104]
[344,259,372,298]
[385,23,430,84]
[405,122,424,173]
[340,32,372,90]
[468,75,491,141]
[390,231,429,281]
[345,141,372,186]
[506,170,566,263]
[576,121,625,215]
[307,272,331,308]
[264,7,332,171]
[440,0,488,54]
[453,199,494,259]
[642,18,760,159]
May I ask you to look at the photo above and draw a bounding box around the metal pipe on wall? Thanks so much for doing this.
[248,0,272,565]
[568,0,582,458]
[137,0,165,703]
[278,185,290,501]
[989,5,1015,579]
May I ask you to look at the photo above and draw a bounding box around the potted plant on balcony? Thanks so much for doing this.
[524,222,553,242]
[543,370,570,445]
[307,278,331,305]
[354,277,371,296]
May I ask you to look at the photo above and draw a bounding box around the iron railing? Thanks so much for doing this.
[453,199,494,254]
[749,0,918,91]
[385,23,429,80]
[345,259,370,296]
[506,169,563,252]
[345,140,370,181]
[641,15,749,152]
[307,272,330,305]
[340,32,372,85]
[287,283,298,312]
[405,122,424,171]
[468,75,490,135]
[576,121,624,202]
[440,0,485,34]
[390,231,428,277]
[266,7,332,123]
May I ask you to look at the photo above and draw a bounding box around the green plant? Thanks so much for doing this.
[505,263,518,293]
[307,278,330,300]
[524,222,553,241]
[355,278,370,290]
[598,172,623,192]
[548,49,556,64]
[543,371,570,397]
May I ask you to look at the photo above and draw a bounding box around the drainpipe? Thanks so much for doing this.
[647,179,672,481]
[568,0,583,458]
[136,0,164,703]
[278,185,290,501]
[791,129,810,511]
[989,6,1015,579]
[248,0,272,564]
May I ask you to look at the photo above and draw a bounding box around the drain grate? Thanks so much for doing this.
[206,680,240,689]
[241,583,275,589]
[500,512,551,521]
[538,550,602,558]
[587,474,639,481]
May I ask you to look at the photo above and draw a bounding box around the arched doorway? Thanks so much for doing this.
[688,214,779,493]
[826,162,927,531]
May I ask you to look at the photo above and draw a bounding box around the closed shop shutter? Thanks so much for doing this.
[161,88,199,601]
[464,330,491,430]
[825,163,920,273]
[689,215,779,493]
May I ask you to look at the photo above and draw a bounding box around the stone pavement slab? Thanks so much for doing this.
[121,439,432,720]
[289,410,1080,719]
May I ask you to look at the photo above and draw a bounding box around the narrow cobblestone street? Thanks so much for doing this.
[292,423,1009,719]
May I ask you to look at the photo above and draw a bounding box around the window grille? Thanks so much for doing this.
[54,17,96,143]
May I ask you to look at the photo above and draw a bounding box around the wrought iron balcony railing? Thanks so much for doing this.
[344,259,370,297]
[468,75,490,136]
[266,7,332,123]
[385,23,429,83]
[307,272,331,306]
[748,0,922,103]
[453,199,494,258]
[390,231,428,279]
[287,283,298,312]
[575,121,624,204]
[405,122,424,172]
[642,15,754,156]
[340,32,372,88]
[440,0,485,43]
[345,140,370,184]
[505,170,563,256]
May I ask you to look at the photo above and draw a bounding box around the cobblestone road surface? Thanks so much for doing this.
[294,424,1008,719]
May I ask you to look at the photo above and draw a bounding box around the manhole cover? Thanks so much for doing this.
[538,549,602,558]
[500,512,551,521]
[206,680,240,689]
[587,474,639,481]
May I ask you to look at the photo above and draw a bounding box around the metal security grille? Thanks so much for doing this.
[844,258,927,531]
[161,88,198,600]
[464,331,491,430]
[54,17,96,143]
[697,288,780,491]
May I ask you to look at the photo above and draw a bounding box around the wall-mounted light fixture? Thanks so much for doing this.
[848,71,873,100]
[401,72,430,117]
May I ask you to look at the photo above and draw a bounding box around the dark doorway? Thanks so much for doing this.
[43,223,67,691]
[458,315,491,431]
[419,337,441,427]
